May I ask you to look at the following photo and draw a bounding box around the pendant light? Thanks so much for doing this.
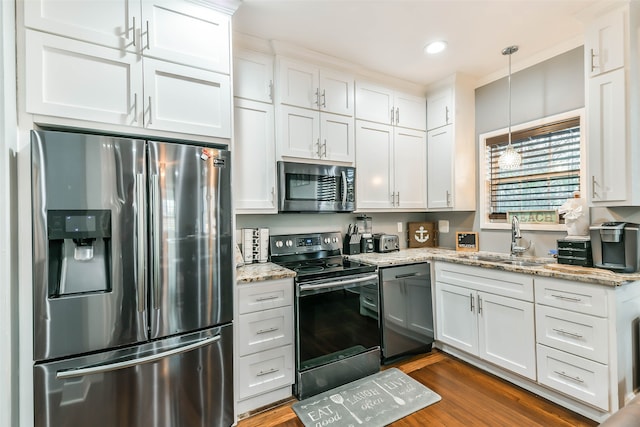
[498,45,521,170]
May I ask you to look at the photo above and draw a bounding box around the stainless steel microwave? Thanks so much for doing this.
[277,161,355,212]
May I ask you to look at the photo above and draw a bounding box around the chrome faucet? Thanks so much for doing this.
[510,215,529,256]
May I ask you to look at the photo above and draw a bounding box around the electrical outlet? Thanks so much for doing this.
[438,220,450,233]
[397,222,403,233]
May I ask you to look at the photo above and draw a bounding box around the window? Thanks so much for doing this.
[479,109,585,230]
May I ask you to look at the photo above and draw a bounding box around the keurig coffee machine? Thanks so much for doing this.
[590,222,640,273]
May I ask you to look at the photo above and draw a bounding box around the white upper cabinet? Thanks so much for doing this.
[356,120,426,211]
[23,0,234,138]
[586,8,624,77]
[233,49,274,103]
[355,81,426,131]
[141,1,230,73]
[25,0,230,73]
[425,73,476,211]
[276,57,354,116]
[585,2,640,206]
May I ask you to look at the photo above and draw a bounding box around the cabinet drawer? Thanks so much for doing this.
[537,344,609,411]
[536,305,609,364]
[238,279,293,314]
[435,262,534,302]
[238,345,294,400]
[534,277,608,317]
[238,306,293,356]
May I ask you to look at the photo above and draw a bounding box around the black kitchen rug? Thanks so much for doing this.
[292,367,441,427]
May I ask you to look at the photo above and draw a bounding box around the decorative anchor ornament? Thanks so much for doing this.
[414,226,430,244]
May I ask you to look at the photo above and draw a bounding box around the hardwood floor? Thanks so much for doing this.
[237,350,597,427]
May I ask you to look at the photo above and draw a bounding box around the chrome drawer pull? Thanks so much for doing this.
[554,370,584,383]
[550,294,582,302]
[255,295,279,302]
[552,328,583,339]
[257,368,279,377]
[256,327,279,335]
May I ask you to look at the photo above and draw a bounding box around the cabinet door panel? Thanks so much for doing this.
[478,292,536,380]
[427,126,453,209]
[144,58,230,137]
[586,8,624,77]
[355,82,393,125]
[238,307,293,356]
[24,0,138,51]
[355,121,394,209]
[588,68,626,203]
[395,92,426,131]
[435,282,477,354]
[234,99,276,212]
[142,0,230,73]
[234,50,273,103]
[320,69,354,116]
[277,58,318,109]
[25,30,142,126]
[426,87,452,130]
[238,345,294,400]
[394,128,426,209]
[278,105,319,159]
[321,113,354,163]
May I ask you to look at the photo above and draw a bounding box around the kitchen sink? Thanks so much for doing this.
[496,259,545,267]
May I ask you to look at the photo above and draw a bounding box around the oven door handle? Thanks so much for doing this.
[299,274,379,291]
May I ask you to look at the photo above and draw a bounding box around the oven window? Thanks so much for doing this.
[297,282,379,371]
[285,173,340,202]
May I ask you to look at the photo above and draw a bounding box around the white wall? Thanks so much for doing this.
[1,0,18,426]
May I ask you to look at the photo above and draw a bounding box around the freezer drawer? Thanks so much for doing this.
[34,324,234,427]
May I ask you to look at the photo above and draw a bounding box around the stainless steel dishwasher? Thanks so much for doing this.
[379,262,434,363]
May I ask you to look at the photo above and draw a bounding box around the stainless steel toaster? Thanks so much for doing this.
[373,233,399,253]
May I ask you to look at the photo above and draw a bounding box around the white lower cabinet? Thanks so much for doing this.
[236,278,294,415]
[435,263,536,380]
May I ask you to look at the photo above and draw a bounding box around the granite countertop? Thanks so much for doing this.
[347,247,640,287]
[236,248,640,287]
[236,262,296,284]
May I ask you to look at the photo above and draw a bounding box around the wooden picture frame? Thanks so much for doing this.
[456,232,479,252]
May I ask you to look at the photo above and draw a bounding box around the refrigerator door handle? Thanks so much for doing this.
[150,174,161,310]
[56,334,221,380]
[136,173,146,312]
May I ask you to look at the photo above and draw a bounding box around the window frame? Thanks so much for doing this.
[478,108,586,231]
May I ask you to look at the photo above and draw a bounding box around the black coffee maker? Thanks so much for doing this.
[590,222,640,273]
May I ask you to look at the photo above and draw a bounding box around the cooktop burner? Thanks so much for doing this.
[269,232,377,282]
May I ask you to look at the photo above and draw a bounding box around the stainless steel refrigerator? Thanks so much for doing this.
[31,130,234,427]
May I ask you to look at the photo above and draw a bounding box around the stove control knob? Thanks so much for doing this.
[332,237,338,243]
[275,240,283,248]
[286,239,293,247]
[324,237,330,244]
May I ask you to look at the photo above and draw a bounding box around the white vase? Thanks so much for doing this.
[566,216,590,236]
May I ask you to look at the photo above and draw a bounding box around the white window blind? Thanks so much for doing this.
[485,117,581,220]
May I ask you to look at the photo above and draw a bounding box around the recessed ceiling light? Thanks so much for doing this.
[424,40,447,55]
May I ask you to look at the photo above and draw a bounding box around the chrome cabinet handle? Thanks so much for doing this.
[391,192,396,207]
[446,190,451,206]
[271,187,275,206]
[56,335,221,379]
[133,93,138,123]
[591,176,597,199]
[396,107,400,125]
[147,96,152,125]
[255,295,279,302]
[257,367,279,377]
[390,108,394,124]
[590,48,598,72]
[445,106,450,124]
[135,174,146,312]
[322,139,327,158]
[256,327,279,335]
[478,295,482,314]
[145,20,150,50]
[151,174,161,310]
[552,328,583,339]
[321,89,326,108]
[132,16,136,47]
[314,88,319,106]
[396,192,400,206]
[269,80,273,102]
[550,294,582,303]
[470,293,474,312]
[316,139,322,158]
[554,370,584,384]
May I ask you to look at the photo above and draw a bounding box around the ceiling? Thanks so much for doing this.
[232,0,607,88]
